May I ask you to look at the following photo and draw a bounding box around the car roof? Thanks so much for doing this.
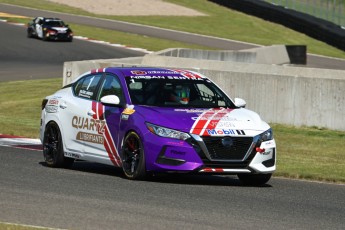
[71,67,207,85]
[44,18,63,22]
[107,67,207,79]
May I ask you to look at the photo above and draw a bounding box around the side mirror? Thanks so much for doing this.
[100,95,120,106]
[234,98,246,108]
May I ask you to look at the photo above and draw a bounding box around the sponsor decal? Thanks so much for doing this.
[206,129,246,136]
[48,99,59,105]
[208,121,236,128]
[76,131,104,144]
[206,129,236,135]
[191,114,238,121]
[147,70,178,74]
[121,114,129,120]
[45,105,58,113]
[131,70,147,75]
[79,89,93,98]
[261,140,275,149]
[65,152,81,159]
[72,116,105,134]
[174,109,207,113]
[129,75,205,80]
[46,99,59,113]
[170,69,203,79]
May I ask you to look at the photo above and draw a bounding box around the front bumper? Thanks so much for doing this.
[146,132,276,174]
[46,32,73,41]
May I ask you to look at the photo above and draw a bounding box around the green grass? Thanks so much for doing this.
[71,24,213,51]
[271,124,345,183]
[0,78,62,137]
[0,79,344,184]
[0,222,52,230]
[1,0,345,58]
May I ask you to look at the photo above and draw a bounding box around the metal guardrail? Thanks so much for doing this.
[264,0,345,27]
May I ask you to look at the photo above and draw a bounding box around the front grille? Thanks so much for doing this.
[202,136,254,161]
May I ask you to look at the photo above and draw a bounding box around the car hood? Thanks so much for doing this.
[134,106,269,136]
[44,26,69,32]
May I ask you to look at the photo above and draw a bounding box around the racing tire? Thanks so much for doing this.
[43,122,74,168]
[121,132,146,180]
[42,33,49,41]
[237,173,272,186]
[27,29,33,38]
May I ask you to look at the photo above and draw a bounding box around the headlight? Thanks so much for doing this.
[260,128,273,141]
[146,123,190,140]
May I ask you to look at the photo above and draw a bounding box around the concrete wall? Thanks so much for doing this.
[154,45,291,64]
[62,49,345,131]
[199,69,345,130]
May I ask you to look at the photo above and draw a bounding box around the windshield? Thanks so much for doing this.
[126,77,235,108]
[45,20,65,27]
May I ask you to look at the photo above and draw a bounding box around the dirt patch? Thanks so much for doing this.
[47,0,206,16]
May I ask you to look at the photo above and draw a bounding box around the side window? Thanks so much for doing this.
[73,74,102,100]
[196,83,216,102]
[98,74,124,103]
[196,83,227,107]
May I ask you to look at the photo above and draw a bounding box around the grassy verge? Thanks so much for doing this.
[0,0,345,58]
[0,79,344,183]
[0,78,62,137]
[0,222,52,230]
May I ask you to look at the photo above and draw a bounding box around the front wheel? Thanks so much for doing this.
[27,29,33,38]
[237,173,272,186]
[43,122,74,168]
[121,132,146,180]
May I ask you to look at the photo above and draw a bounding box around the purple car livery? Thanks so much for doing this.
[40,67,276,185]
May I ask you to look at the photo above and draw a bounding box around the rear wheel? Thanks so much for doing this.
[237,173,272,186]
[122,132,146,180]
[43,122,74,168]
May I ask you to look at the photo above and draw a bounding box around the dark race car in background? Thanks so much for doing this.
[27,17,73,42]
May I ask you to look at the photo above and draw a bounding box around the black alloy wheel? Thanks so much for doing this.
[43,122,74,168]
[122,132,146,180]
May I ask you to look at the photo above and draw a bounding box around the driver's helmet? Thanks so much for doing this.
[173,85,190,104]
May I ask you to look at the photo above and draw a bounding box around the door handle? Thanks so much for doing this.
[87,110,96,117]
[59,102,67,109]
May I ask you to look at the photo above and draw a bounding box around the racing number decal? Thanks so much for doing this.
[92,101,122,167]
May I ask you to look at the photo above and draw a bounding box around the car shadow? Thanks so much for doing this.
[39,160,272,188]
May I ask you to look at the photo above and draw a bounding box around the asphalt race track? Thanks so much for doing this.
[0,21,144,81]
[0,4,345,230]
[0,146,344,230]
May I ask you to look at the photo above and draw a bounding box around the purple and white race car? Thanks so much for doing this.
[40,67,276,185]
